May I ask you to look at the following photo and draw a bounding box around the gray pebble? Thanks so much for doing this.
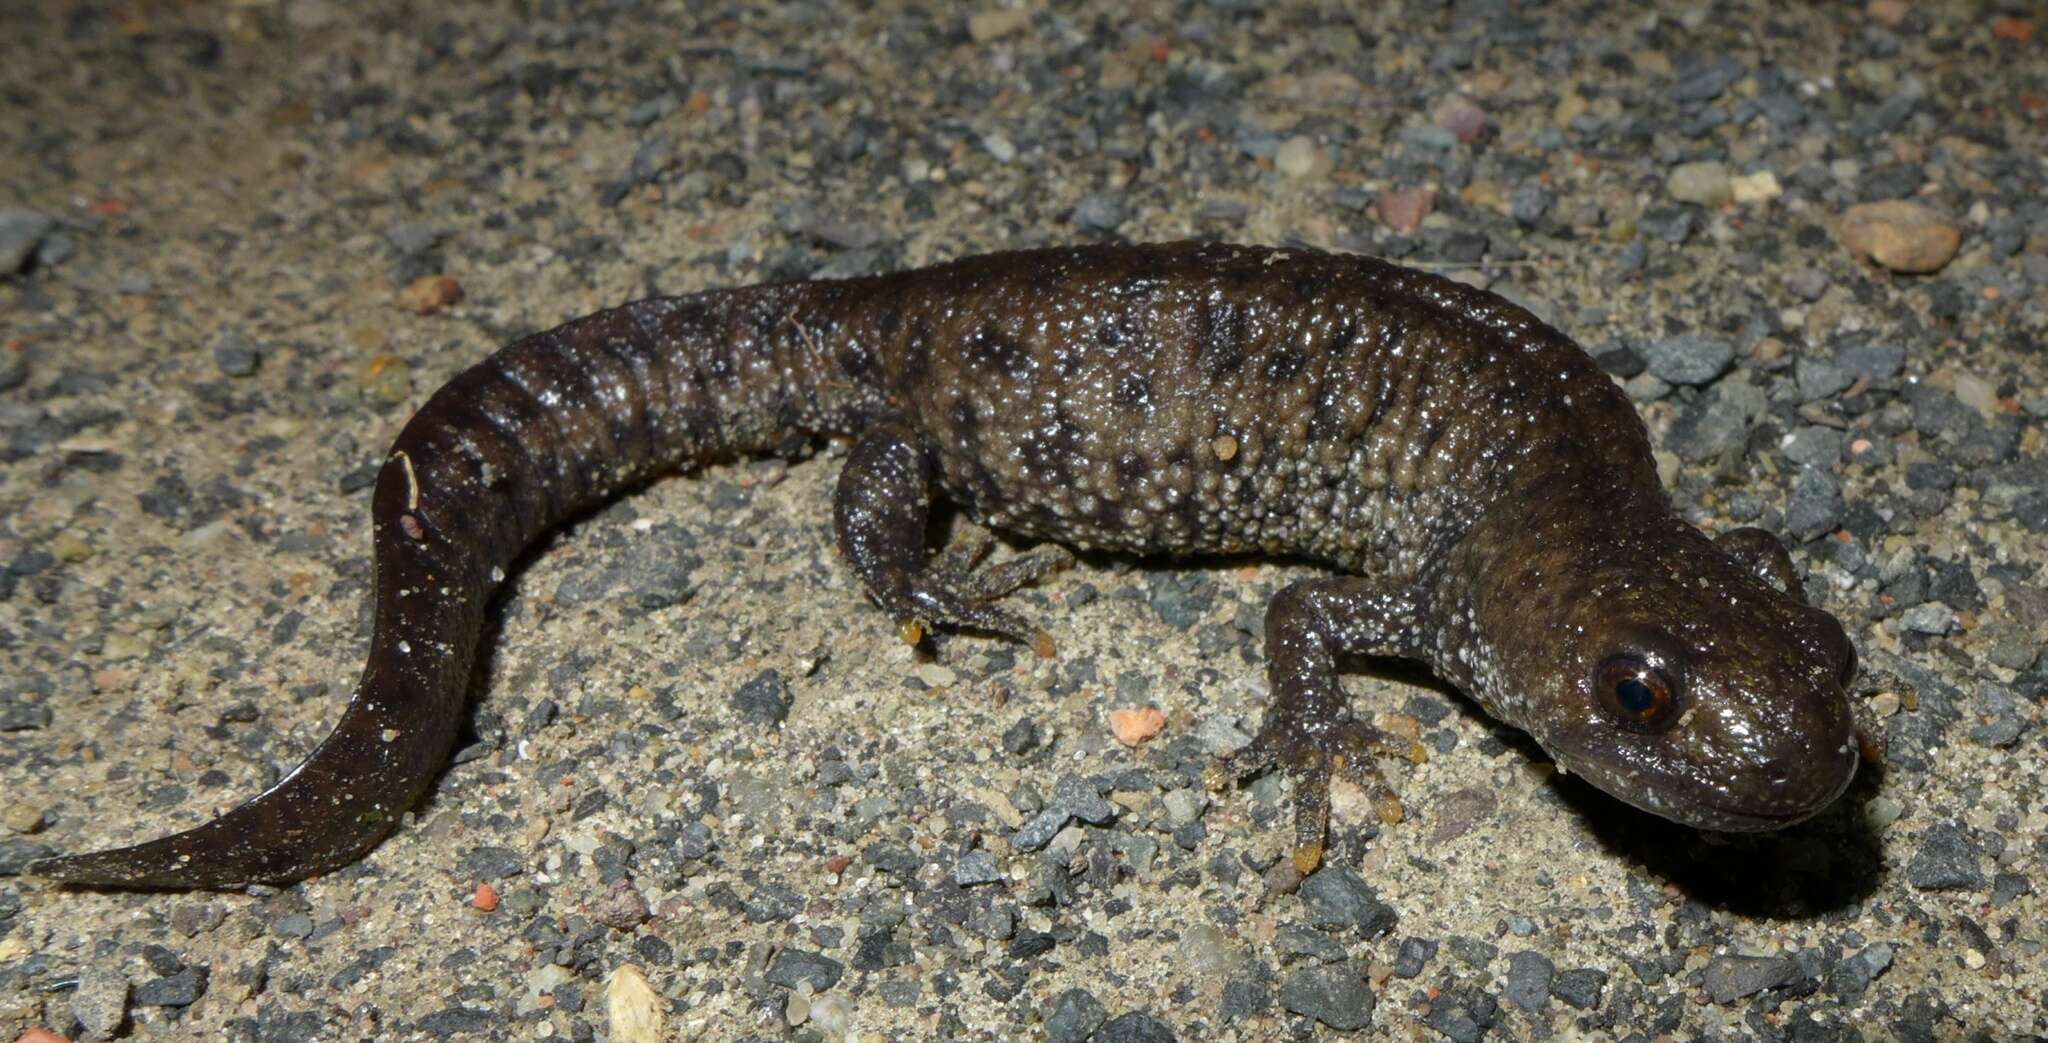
[460,845,524,880]
[1299,866,1397,939]
[1783,268,1830,301]
[386,221,442,256]
[1897,602,1957,635]
[1670,53,1743,102]
[1280,962,1374,1032]
[1966,684,2027,748]
[1045,988,1108,1043]
[1162,787,1206,827]
[0,837,54,875]
[1638,205,1695,244]
[1051,773,1116,824]
[37,232,77,268]
[212,330,261,377]
[0,209,55,275]
[1503,950,1554,1010]
[1623,372,1671,403]
[1393,937,1437,978]
[1785,467,1845,541]
[1275,924,1348,964]
[1510,184,1551,225]
[1992,872,2032,907]
[1551,967,1606,1010]
[1594,341,1646,378]
[1425,986,1498,1043]
[1096,1011,1175,1043]
[1905,822,1984,891]
[1011,808,1070,852]
[134,967,207,1007]
[1781,426,1844,468]
[953,850,1002,886]
[1702,954,1795,1003]
[2010,490,2048,533]
[0,696,52,732]
[1671,388,1752,462]
[70,964,129,1041]
[1001,717,1042,755]
[271,911,315,940]
[1827,942,1893,996]
[729,669,792,725]
[765,947,844,992]
[1836,341,1905,382]
[1794,357,1852,401]
[1642,334,1733,386]
[1220,977,1271,1022]
[1070,193,1126,233]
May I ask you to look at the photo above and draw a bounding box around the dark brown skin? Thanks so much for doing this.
[29,242,1860,888]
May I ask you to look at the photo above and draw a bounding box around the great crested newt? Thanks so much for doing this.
[30,241,1862,887]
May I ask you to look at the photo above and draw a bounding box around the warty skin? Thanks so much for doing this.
[30,241,1860,887]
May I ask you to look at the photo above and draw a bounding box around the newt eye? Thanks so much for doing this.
[1595,655,1682,733]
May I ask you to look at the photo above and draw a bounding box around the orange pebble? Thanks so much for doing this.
[1108,706,1166,746]
[471,882,499,912]
[17,1030,72,1043]
[398,274,464,315]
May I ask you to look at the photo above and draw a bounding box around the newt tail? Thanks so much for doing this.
[32,286,862,886]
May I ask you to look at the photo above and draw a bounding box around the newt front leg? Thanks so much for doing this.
[1208,577,1429,875]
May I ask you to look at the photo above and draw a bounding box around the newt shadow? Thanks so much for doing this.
[1345,654,1885,920]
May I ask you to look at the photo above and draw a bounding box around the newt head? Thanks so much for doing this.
[1471,514,1860,832]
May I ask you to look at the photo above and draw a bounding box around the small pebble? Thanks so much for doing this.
[1096,1011,1175,1043]
[397,274,463,314]
[1045,988,1108,1043]
[1,802,44,835]
[967,7,1031,42]
[1667,161,1732,206]
[1905,822,1984,891]
[953,851,1001,886]
[1641,334,1734,386]
[1107,706,1165,746]
[1702,954,1796,1003]
[1070,193,1125,233]
[1432,94,1486,143]
[1393,937,1437,978]
[1299,866,1397,939]
[1838,200,1961,273]
[1503,950,1554,1010]
[1273,136,1328,179]
[212,330,261,377]
[1730,170,1782,204]
[1552,968,1607,1010]
[604,965,664,1043]
[1375,188,1435,234]
[1280,962,1374,1031]
[0,209,55,274]
[359,354,413,405]
[70,965,129,1040]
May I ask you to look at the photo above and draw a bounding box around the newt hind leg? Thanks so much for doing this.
[1206,577,1427,875]
[834,417,1070,650]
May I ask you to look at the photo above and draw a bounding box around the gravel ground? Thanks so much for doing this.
[2,1,2044,1040]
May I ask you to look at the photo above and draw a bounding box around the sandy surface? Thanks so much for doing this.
[2,1,2044,1040]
